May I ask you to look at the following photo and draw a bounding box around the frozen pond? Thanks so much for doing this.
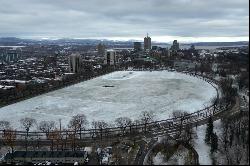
[0,71,217,130]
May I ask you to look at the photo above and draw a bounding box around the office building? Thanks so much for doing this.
[0,52,19,63]
[190,44,195,50]
[104,50,116,65]
[69,53,82,73]
[134,42,142,52]
[152,46,158,51]
[144,34,151,50]
[97,43,106,56]
[171,40,180,52]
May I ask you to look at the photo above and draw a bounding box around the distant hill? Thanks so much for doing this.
[0,37,248,47]
[186,41,249,46]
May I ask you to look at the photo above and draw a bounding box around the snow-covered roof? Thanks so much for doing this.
[0,85,15,90]
[0,79,28,84]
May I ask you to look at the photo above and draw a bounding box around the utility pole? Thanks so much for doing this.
[59,118,62,132]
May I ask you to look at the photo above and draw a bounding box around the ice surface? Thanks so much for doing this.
[0,71,217,130]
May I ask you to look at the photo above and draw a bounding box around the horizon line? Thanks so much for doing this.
[0,36,249,44]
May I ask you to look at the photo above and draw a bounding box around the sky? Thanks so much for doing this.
[0,0,249,42]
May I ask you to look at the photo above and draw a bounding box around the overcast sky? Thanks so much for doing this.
[0,0,249,42]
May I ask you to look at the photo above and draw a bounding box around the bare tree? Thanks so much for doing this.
[130,119,142,144]
[181,124,194,143]
[218,113,249,165]
[225,144,244,165]
[140,111,155,132]
[20,117,37,134]
[221,118,230,151]
[48,128,61,151]
[211,96,219,114]
[20,117,37,151]
[91,120,108,139]
[172,110,189,119]
[2,128,17,154]
[91,121,98,138]
[67,130,77,151]
[38,120,55,138]
[0,120,10,130]
[133,119,141,132]
[172,110,190,141]
[219,78,237,104]
[68,114,88,139]
[115,117,132,135]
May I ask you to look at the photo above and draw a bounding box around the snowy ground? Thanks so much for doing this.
[0,71,217,130]
[153,152,168,165]
[193,125,212,165]
[152,119,223,165]
[193,119,222,165]
[153,148,189,165]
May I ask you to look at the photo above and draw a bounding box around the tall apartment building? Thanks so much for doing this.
[104,50,116,65]
[171,40,180,52]
[144,34,152,50]
[134,42,142,52]
[0,52,19,63]
[97,43,106,56]
[69,53,82,73]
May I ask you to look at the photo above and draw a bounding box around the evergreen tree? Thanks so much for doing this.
[205,117,214,144]
[211,132,218,153]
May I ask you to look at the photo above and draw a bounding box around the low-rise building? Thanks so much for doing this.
[173,60,201,71]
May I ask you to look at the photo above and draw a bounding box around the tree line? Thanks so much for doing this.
[0,110,156,152]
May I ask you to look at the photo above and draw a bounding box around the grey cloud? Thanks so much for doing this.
[0,0,248,41]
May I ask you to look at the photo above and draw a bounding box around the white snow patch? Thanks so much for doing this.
[213,119,223,137]
[193,125,212,165]
[153,148,188,165]
[84,147,92,154]
[153,152,168,165]
[193,119,223,165]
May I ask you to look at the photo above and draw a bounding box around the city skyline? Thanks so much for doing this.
[0,0,249,42]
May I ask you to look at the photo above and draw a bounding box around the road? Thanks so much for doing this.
[133,138,157,165]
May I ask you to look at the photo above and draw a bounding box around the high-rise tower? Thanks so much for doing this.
[69,53,82,73]
[104,50,117,65]
[144,33,151,50]
[97,43,106,56]
[171,40,180,52]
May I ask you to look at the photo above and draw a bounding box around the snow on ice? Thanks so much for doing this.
[0,71,217,130]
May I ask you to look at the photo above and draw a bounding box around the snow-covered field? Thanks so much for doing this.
[0,71,217,130]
